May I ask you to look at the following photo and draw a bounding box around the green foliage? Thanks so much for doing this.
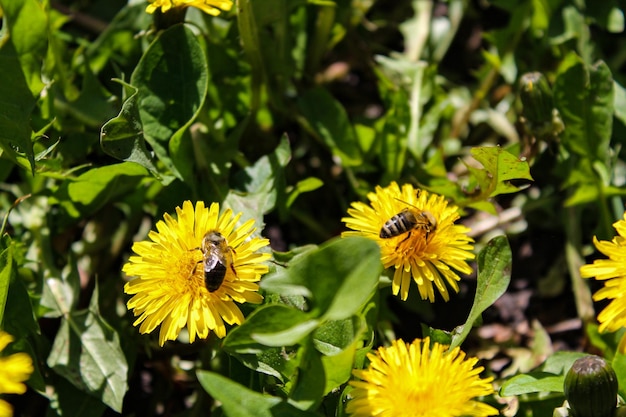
[1,0,626,415]
[449,235,512,349]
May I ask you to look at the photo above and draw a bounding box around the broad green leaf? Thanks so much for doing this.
[288,344,325,410]
[539,351,590,375]
[319,340,357,394]
[3,267,38,336]
[47,284,128,412]
[500,352,587,396]
[67,162,147,205]
[297,88,362,167]
[261,237,381,321]
[100,83,159,175]
[450,235,511,349]
[0,35,36,173]
[2,273,43,391]
[53,162,148,222]
[0,244,12,327]
[252,320,321,347]
[469,146,534,197]
[224,304,316,350]
[313,319,362,395]
[40,256,81,318]
[500,372,564,396]
[224,305,305,381]
[313,317,360,355]
[197,370,318,417]
[554,53,613,162]
[0,0,47,95]
[614,81,626,127]
[130,24,208,180]
[612,352,626,399]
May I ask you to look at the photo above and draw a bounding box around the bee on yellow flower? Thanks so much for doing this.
[342,182,475,302]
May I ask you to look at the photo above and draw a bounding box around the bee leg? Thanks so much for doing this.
[228,246,238,277]
[188,259,202,278]
[396,232,412,250]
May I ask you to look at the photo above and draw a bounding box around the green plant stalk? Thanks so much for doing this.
[237,0,263,114]
[564,207,595,324]
[0,194,31,237]
[305,4,336,79]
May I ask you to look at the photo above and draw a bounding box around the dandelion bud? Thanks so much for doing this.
[519,72,564,141]
[564,355,618,417]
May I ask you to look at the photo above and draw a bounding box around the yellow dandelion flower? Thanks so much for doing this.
[347,338,497,417]
[123,201,271,346]
[145,0,232,16]
[0,331,34,417]
[580,212,626,353]
[342,182,475,302]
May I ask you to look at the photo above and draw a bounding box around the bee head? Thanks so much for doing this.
[202,230,226,251]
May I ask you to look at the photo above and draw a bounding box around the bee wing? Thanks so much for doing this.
[203,254,220,272]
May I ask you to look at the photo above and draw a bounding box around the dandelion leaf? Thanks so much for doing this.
[197,370,318,417]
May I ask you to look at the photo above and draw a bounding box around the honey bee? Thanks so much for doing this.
[196,230,236,292]
[379,207,437,240]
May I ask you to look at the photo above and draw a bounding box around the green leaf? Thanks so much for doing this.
[0,0,47,95]
[314,319,362,394]
[130,24,208,180]
[0,33,36,173]
[375,55,430,159]
[297,88,362,167]
[612,352,626,399]
[236,0,293,112]
[373,67,411,179]
[468,146,534,198]
[613,80,626,127]
[197,370,318,417]
[500,372,565,396]
[47,284,128,412]
[224,304,316,350]
[40,256,81,318]
[540,351,592,375]
[0,243,13,327]
[288,344,326,410]
[227,135,292,227]
[554,53,613,161]
[3,267,38,336]
[100,83,159,176]
[500,352,587,396]
[53,162,148,222]
[261,237,381,321]
[450,235,511,349]
[319,340,357,394]
[286,177,324,209]
[313,317,360,355]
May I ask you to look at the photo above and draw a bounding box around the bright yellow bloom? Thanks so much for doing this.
[0,331,33,417]
[347,338,497,417]
[580,212,626,353]
[342,182,475,302]
[123,201,271,346]
[145,0,232,16]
